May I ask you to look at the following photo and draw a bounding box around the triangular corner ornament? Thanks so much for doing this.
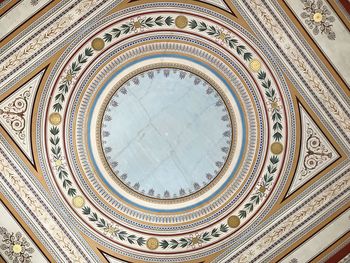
[197,0,232,13]
[0,70,45,164]
[287,104,339,196]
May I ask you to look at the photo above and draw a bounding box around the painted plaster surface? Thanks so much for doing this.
[0,1,349,262]
[102,68,231,198]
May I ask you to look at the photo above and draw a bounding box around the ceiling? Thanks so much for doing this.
[0,0,349,262]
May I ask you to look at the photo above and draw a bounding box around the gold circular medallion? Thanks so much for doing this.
[175,16,188,29]
[49,113,62,125]
[72,196,85,208]
[146,237,159,250]
[227,215,240,228]
[249,59,261,72]
[12,244,22,254]
[313,13,323,23]
[270,142,283,155]
[91,38,105,51]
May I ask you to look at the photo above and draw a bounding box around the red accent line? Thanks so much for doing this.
[326,242,350,263]
[44,10,289,254]
[339,0,350,16]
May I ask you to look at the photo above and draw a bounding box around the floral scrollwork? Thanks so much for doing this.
[300,124,332,178]
[300,0,336,40]
[0,90,31,141]
[0,227,34,263]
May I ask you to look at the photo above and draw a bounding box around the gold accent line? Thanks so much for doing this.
[68,40,261,226]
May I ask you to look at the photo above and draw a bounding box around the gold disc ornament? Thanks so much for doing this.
[146,237,159,250]
[227,215,240,228]
[175,16,188,29]
[249,59,261,72]
[49,113,62,125]
[270,142,283,155]
[72,196,85,208]
[91,38,105,51]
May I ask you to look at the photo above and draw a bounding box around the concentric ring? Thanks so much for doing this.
[39,6,290,260]
[98,65,236,200]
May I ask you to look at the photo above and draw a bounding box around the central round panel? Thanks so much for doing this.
[101,68,232,199]
[87,58,244,211]
[41,6,290,260]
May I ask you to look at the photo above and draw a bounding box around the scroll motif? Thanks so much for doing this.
[0,227,34,263]
[0,89,31,143]
[300,123,333,179]
[300,0,336,40]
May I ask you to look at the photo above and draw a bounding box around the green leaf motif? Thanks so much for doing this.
[159,223,228,249]
[258,71,266,80]
[243,52,253,61]
[137,237,146,246]
[82,206,91,215]
[104,16,174,44]
[50,126,76,197]
[103,33,112,43]
[112,28,121,38]
[238,154,280,219]
[53,48,94,113]
[164,16,174,26]
[189,19,198,29]
[81,206,146,247]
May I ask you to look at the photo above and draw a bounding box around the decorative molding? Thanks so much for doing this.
[0,227,35,263]
[0,0,51,41]
[280,209,350,262]
[246,0,350,133]
[0,202,48,263]
[300,0,336,40]
[0,1,349,262]
[287,104,339,196]
[0,144,98,262]
[0,70,44,164]
[213,170,350,262]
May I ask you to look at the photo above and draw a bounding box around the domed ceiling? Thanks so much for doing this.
[0,0,349,262]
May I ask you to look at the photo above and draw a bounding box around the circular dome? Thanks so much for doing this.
[100,67,233,199]
[82,54,248,213]
[39,5,291,262]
